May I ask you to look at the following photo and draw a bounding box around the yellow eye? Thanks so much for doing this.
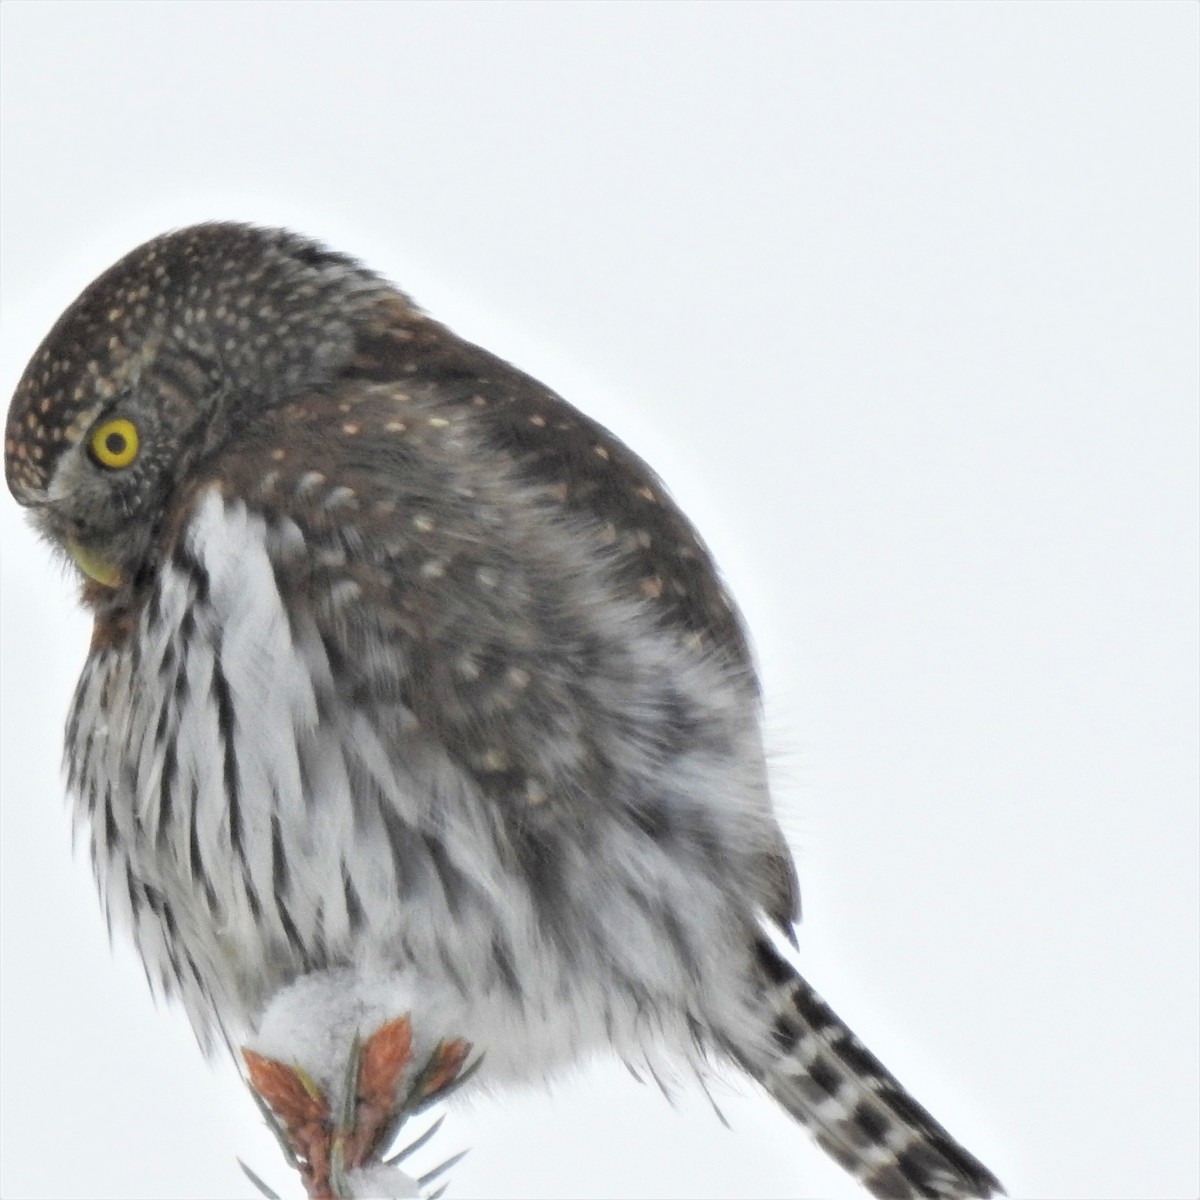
[89,418,140,469]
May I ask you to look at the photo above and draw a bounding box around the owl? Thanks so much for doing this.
[4,224,1000,1198]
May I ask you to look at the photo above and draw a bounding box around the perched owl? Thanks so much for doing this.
[4,224,1000,1198]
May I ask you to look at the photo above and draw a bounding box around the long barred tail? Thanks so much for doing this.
[748,940,1003,1199]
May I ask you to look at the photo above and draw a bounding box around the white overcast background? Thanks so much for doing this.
[1,4,1196,1199]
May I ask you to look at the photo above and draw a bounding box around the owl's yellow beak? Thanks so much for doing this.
[66,540,122,588]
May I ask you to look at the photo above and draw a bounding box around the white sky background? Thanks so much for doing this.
[0,3,1196,1198]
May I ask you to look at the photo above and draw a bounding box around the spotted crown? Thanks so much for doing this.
[5,223,389,502]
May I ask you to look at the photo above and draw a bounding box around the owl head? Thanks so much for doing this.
[5,223,390,587]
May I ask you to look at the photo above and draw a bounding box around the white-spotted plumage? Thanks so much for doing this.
[68,487,783,1084]
[10,223,1002,1198]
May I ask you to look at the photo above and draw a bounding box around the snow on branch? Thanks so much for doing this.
[237,971,479,1200]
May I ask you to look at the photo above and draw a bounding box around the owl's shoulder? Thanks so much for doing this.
[333,311,758,671]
